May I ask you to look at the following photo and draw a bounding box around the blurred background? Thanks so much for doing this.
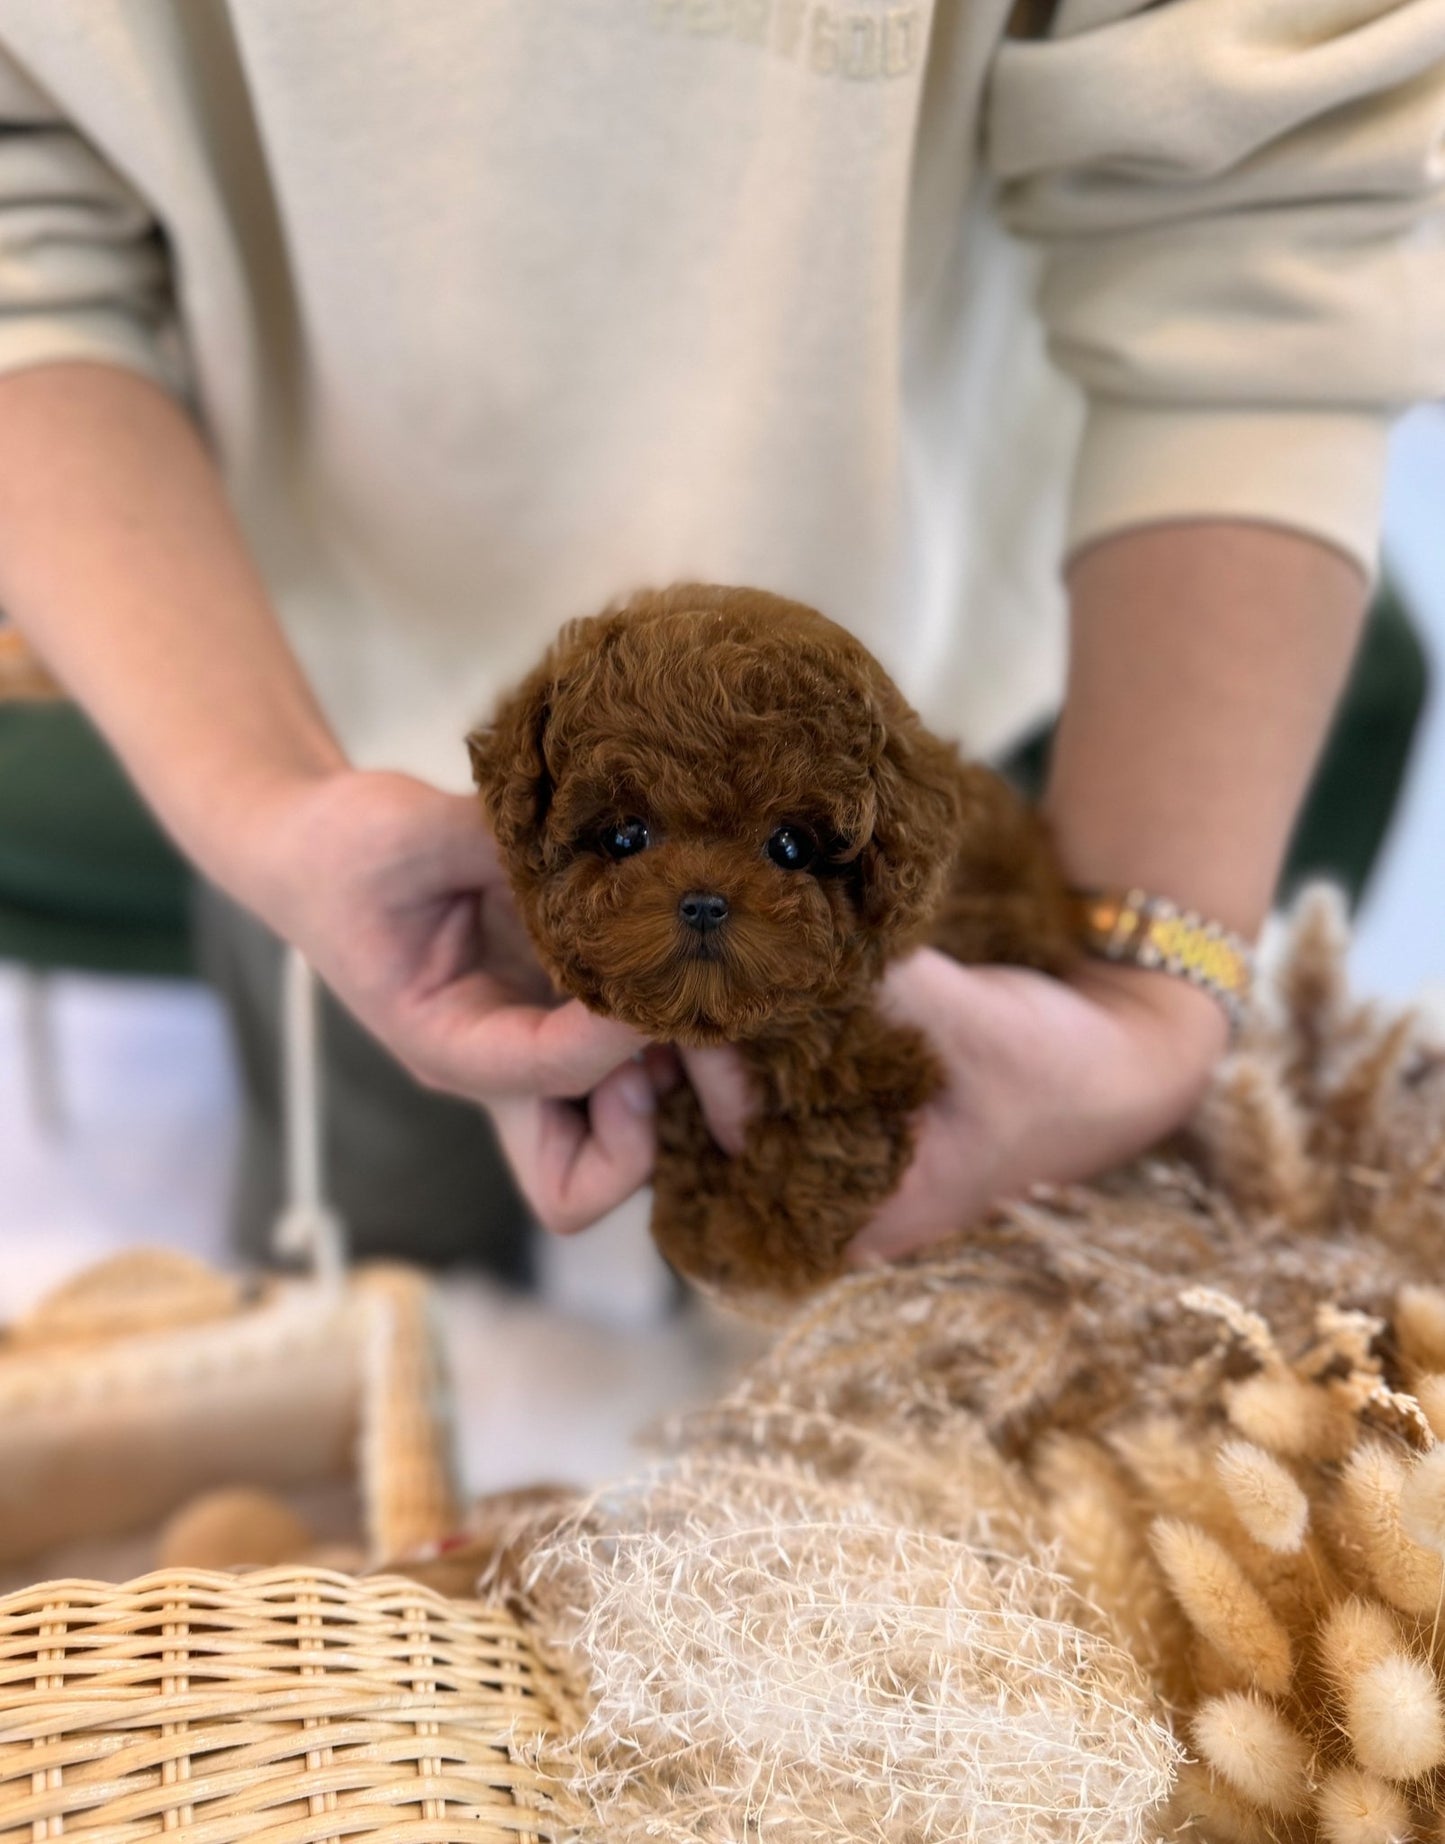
[1,402,1441,1499]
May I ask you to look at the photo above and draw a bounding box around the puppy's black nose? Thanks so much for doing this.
[679,891,729,933]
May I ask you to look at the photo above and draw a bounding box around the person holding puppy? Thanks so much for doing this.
[0,3,1441,1271]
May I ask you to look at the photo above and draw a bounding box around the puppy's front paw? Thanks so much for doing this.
[649,1017,942,1300]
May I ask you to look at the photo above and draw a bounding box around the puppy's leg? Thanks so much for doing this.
[650,1009,943,1299]
[929,764,1076,974]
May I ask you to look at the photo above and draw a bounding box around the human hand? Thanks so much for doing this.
[682,946,1228,1267]
[247,768,667,1232]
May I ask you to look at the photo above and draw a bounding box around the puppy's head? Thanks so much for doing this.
[469,585,965,1044]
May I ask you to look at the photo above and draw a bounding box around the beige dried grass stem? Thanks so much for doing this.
[1314,1765,1413,1844]
[1222,1370,1358,1462]
[1335,1444,1445,1616]
[1151,1520,1294,1694]
[1345,1650,1445,1781]
[1033,1435,1194,1708]
[1194,1053,1316,1225]
[1277,884,1358,1099]
[1191,1691,1312,1814]
[1216,1439,1310,1553]
[1398,1287,1445,1375]
[1319,1598,1400,1697]
[1418,1375,1445,1442]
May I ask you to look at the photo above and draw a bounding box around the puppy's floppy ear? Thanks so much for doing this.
[466,666,554,880]
[856,694,968,948]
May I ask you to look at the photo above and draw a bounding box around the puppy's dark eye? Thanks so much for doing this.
[600,818,650,860]
[766,825,816,872]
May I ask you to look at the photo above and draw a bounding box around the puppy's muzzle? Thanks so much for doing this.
[678,890,729,935]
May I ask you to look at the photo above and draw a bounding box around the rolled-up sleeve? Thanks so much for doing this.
[0,41,182,391]
[985,0,1445,575]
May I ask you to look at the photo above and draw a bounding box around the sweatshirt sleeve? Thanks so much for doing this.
[984,0,1445,575]
[0,41,183,391]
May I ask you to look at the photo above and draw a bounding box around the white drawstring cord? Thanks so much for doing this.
[272,946,348,1289]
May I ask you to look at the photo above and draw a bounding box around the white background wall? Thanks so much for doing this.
[1352,404,1445,999]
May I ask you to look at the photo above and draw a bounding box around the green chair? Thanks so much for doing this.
[0,699,195,1129]
[0,702,194,977]
[1277,580,1430,908]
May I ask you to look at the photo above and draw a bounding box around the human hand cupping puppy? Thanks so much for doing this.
[254,766,674,1235]
[680,948,1226,1270]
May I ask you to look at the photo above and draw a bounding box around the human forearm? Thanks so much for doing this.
[0,362,345,912]
[0,361,656,1223]
[836,523,1371,1263]
[1047,521,1370,941]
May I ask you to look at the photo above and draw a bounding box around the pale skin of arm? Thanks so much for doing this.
[0,363,1369,1253]
[840,519,1368,1262]
[0,362,660,1231]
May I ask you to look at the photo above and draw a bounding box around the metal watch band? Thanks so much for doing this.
[1070,886,1255,1033]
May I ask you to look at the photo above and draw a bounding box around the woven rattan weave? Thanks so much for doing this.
[0,1567,563,1842]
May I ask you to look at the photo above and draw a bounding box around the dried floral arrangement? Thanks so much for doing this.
[485,890,1445,1844]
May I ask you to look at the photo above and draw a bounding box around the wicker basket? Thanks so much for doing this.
[0,1566,565,1841]
[0,1253,460,1576]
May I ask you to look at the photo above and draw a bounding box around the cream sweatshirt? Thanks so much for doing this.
[0,2,1442,787]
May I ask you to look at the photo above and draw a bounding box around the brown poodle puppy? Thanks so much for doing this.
[470,584,1076,1299]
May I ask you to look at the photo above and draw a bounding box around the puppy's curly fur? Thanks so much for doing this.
[470,584,1075,1298]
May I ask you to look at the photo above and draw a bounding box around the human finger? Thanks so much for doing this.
[337,783,508,902]
[489,1062,658,1235]
[843,1136,980,1269]
[642,1043,684,1098]
[677,1044,757,1156]
[406,980,647,1099]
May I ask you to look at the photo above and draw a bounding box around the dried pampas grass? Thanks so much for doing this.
[1033,1434,1195,1705]
[1150,1520,1294,1694]
[512,1459,1179,1844]
[1315,1765,1414,1844]
[1223,1367,1357,1462]
[1336,1442,1445,1615]
[1192,1691,1312,1813]
[1215,1440,1310,1553]
[1346,1652,1445,1781]
[1400,1444,1445,1554]
[1398,1285,1445,1371]
[1320,1598,1399,1691]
